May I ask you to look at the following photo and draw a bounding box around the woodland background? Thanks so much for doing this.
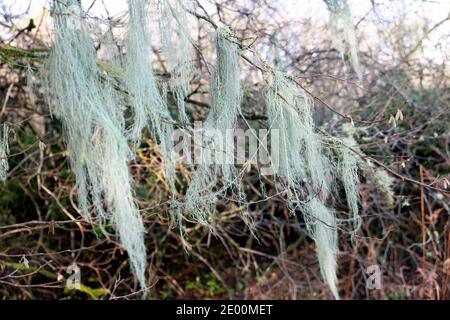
[0,0,449,299]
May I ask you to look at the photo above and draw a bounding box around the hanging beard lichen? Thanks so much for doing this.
[36,0,370,300]
[0,124,10,182]
[126,0,173,147]
[183,27,242,226]
[266,71,332,194]
[125,0,177,219]
[302,198,339,298]
[324,0,362,80]
[338,126,362,234]
[42,0,147,291]
[265,71,340,299]
[157,0,194,123]
[361,161,395,208]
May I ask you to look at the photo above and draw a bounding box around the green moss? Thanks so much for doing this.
[185,274,226,298]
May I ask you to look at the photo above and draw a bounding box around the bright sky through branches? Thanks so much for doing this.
[3,0,449,63]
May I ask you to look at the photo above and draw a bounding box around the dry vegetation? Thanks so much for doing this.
[0,0,449,300]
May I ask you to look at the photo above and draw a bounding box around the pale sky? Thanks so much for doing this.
[2,0,449,63]
[9,0,329,18]
[4,0,449,24]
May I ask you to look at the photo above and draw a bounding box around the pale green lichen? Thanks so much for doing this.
[266,70,339,298]
[324,0,362,80]
[42,0,147,292]
[303,198,339,300]
[0,124,10,182]
[183,27,242,226]
[158,0,194,122]
[338,125,361,233]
